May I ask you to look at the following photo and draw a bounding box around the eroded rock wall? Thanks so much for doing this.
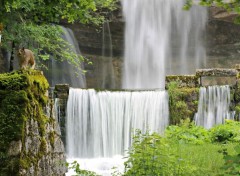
[0,70,66,176]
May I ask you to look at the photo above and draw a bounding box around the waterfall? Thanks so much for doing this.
[122,0,207,89]
[99,22,116,89]
[66,0,207,174]
[66,88,169,158]
[44,26,86,88]
[195,85,234,129]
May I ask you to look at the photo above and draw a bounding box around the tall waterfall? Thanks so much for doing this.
[44,26,86,88]
[195,85,234,129]
[122,0,207,89]
[99,22,116,89]
[66,88,169,158]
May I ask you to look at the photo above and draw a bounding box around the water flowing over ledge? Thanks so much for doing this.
[66,88,169,158]
[122,0,207,89]
[195,85,234,129]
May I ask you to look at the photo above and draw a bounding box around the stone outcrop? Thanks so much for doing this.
[209,6,238,23]
[0,70,66,176]
[166,75,199,88]
[54,84,69,145]
[196,68,238,77]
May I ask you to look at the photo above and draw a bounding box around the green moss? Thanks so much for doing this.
[49,131,55,148]
[39,138,48,155]
[0,70,50,174]
[19,157,31,170]
[0,72,28,90]
[167,82,199,124]
[234,105,240,120]
[0,91,29,147]
[166,75,199,88]
[237,73,240,79]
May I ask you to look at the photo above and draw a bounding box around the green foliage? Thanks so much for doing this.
[184,0,240,23]
[64,121,240,176]
[67,161,99,176]
[124,131,201,176]
[234,105,240,119]
[123,129,232,176]
[176,143,236,176]
[221,145,240,175]
[210,120,240,143]
[165,118,210,144]
[0,0,117,71]
[167,82,199,124]
[0,0,117,25]
[124,130,184,176]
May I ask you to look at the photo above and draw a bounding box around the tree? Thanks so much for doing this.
[0,0,117,71]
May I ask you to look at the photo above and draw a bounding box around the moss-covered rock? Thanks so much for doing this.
[167,82,199,125]
[0,70,66,176]
[196,68,237,77]
[166,75,199,88]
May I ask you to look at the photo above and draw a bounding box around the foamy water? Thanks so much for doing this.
[66,156,125,176]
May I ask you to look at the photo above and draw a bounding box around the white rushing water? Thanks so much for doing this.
[66,88,169,159]
[45,26,86,88]
[66,0,207,174]
[122,0,207,89]
[195,85,234,129]
[99,22,116,89]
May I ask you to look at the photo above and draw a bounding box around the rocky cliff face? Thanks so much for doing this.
[206,7,240,68]
[0,70,66,176]
[61,8,124,89]
[61,6,240,88]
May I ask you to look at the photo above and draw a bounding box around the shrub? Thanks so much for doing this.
[165,118,210,144]
[221,145,240,175]
[210,120,240,143]
[124,130,202,176]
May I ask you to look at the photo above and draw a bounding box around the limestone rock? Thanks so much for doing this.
[8,140,22,156]
[210,6,238,23]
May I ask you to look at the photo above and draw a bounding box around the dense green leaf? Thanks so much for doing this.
[0,0,117,71]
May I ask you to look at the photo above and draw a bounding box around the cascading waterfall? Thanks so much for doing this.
[99,22,116,89]
[66,0,207,174]
[195,85,234,129]
[66,88,169,158]
[122,0,207,89]
[45,26,86,88]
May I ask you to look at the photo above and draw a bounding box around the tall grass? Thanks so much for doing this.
[173,143,237,176]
